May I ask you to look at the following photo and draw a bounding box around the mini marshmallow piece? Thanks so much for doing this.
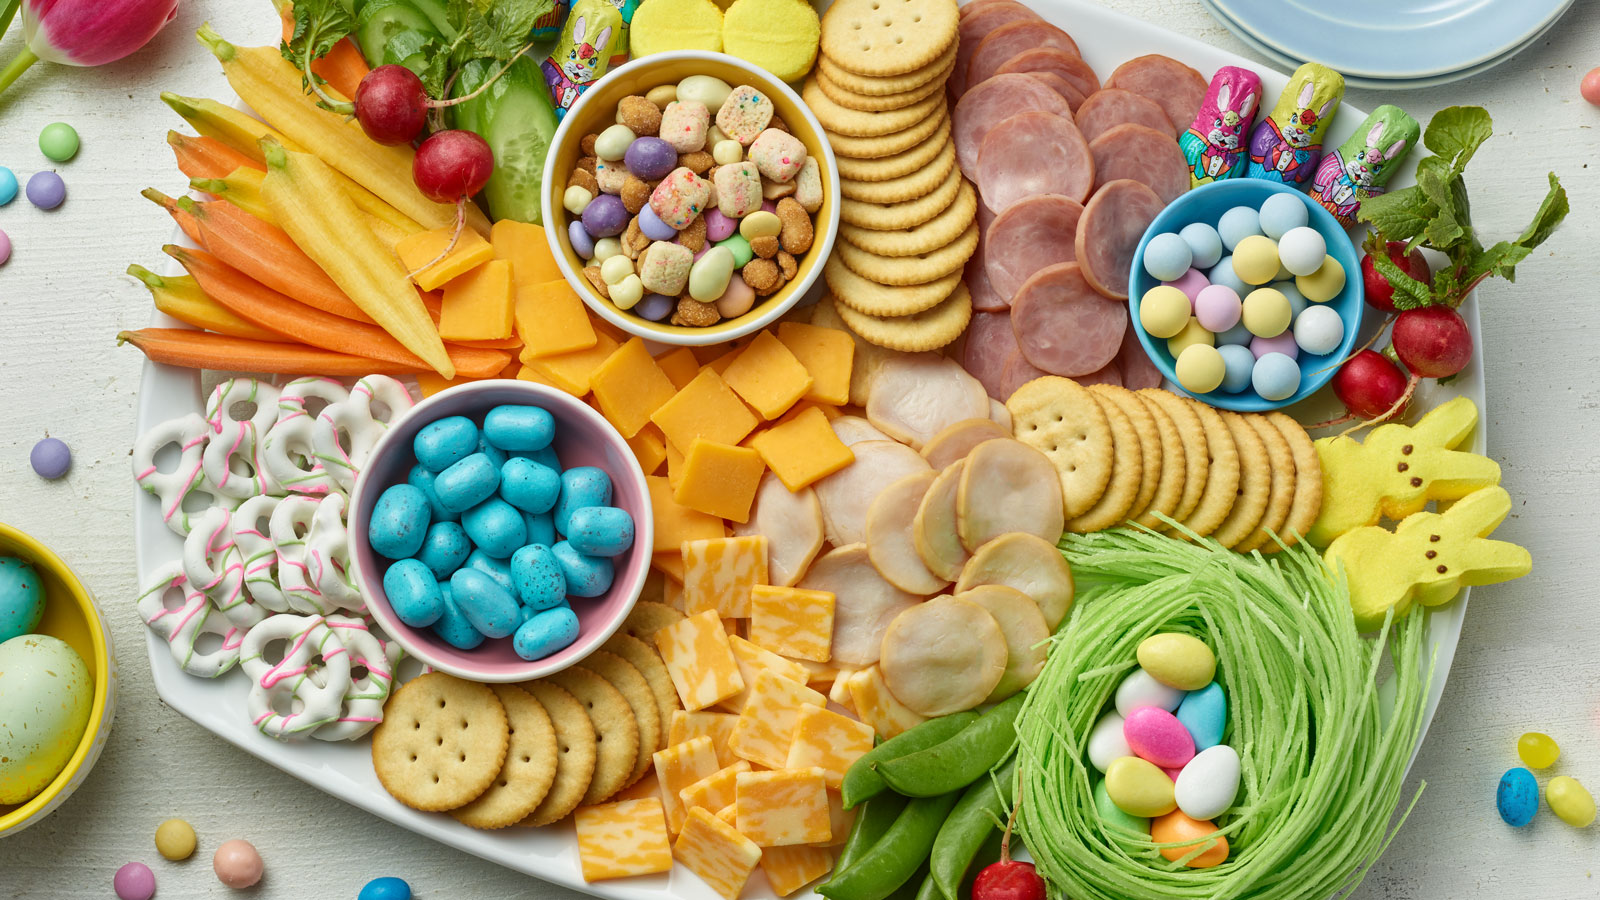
[638,241,696,296]
[649,167,712,230]
[747,129,807,183]
[595,157,628,194]
[716,85,775,145]
[714,161,763,218]
[661,100,711,153]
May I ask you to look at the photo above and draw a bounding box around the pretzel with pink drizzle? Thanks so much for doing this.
[134,412,240,536]
[306,494,364,614]
[136,561,246,678]
[239,613,354,740]
[312,615,402,741]
[262,378,349,496]
[181,507,268,630]
[312,375,414,492]
[230,495,288,612]
[202,378,282,499]
[268,495,328,614]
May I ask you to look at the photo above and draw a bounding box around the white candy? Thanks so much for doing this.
[609,274,644,310]
[1294,304,1346,356]
[1175,744,1242,820]
[270,495,328,614]
[595,124,637,161]
[312,615,402,741]
[600,254,635,285]
[564,185,593,215]
[240,614,354,740]
[137,561,245,678]
[1087,710,1132,773]
[1277,226,1328,277]
[181,507,265,629]
[1114,667,1186,717]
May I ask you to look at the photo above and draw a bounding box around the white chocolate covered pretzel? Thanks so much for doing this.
[240,613,354,741]
[262,378,349,496]
[230,494,288,612]
[181,507,267,630]
[312,375,414,492]
[203,379,282,498]
[312,615,402,741]
[133,412,214,536]
[268,495,327,614]
[306,493,364,614]
[137,561,246,678]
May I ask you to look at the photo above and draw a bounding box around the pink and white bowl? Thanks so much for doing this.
[348,381,654,683]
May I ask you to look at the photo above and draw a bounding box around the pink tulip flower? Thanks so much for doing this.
[0,0,181,100]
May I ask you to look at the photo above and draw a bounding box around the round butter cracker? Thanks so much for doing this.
[1064,391,1143,533]
[1131,391,1188,530]
[840,179,976,258]
[826,255,962,317]
[818,40,958,95]
[1210,411,1271,549]
[820,0,960,77]
[840,140,957,205]
[1178,401,1241,539]
[371,673,509,813]
[836,220,978,286]
[1263,412,1323,552]
[1233,415,1297,554]
[1138,389,1210,526]
[1005,375,1115,519]
[840,161,963,231]
[803,75,945,137]
[836,118,951,183]
[450,684,559,830]
[1087,384,1161,526]
[826,103,947,158]
[835,282,973,352]
[816,61,952,112]
[541,666,640,807]
[576,650,662,785]
[519,681,597,827]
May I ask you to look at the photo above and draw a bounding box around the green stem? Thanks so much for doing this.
[0,0,21,44]
[0,46,39,101]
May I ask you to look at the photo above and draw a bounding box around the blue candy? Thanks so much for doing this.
[475,434,509,470]
[1217,206,1263,251]
[1215,319,1255,347]
[552,540,614,598]
[1176,682,1227,750]
[382,559,444,627]
[407,464,458,523]
[1178,222,1224,270]
[1208,256,1252,298]
[0,556,46,643]
[369,484,432,559]
[449,568,521,639]
[1142,233,1193,283]
[359,877,412,900]
[483,404,555,452]
[569,220,596,259]
[415,522,472,580]
[565,506,635,557]
[465,549,515,595]
[523,511,556,547]
[513,605,581,661]
[1217,344,1257,394]
[1258,192,1309,240]
[461,498,528,559]
[1271,280,1309,319]
[500,457,562,514]
[434,453,502,513]
[1252,352,1301,401]
[1497,767,1539,827]
[511,544,567,611]
[554,467,612,535]
[0,166,16,206]
[431,584,485,650]
[513,445,563,472]
[413,415,479,472]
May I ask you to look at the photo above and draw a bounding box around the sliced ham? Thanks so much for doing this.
[967,21,1082,88]
[1104,54,1209,137]
[999,352,1050,398]
[1088,123,1191,204]
[1075,362,1124,388]
[951,0,1042,99]
[953,74,1074,177]
[962,310,1021,400]
[967,200,1006,312]
[996,49,1100,102]
[984,193,1084,300]
[976,112,1094,213]
[1024,72,1087,111]
[1009,262,1128,377]
[1117,324,1165,390]
[1073,179,1164,300]
[1076,88,1176,142]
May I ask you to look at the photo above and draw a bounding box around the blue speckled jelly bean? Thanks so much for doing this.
[483,405,555,452]
[414,415,479,472]
[0,556,46,642]
[524,511,556,547]
[475,434,508,470]
[511,544,567,611]
[1176,682,1226,751]
[407,464,458,522]
[636,293,675,321]
[358,876,412,900]
[416,522,472,580]
[513,444,563,472]
[554,467,612,535]
[465,549,515,595]
[434,453,502,513]
[369,484,432,559]
[431,584,485,650]
[383,559,444,627]
[449,568,521,639]
[514,605,581,661]
[500,457,561,514]
[565,507,635,557]
[552,540,614,598]
[1498,767,1539,827]
[569,220,596,259]
[461,498,527,559]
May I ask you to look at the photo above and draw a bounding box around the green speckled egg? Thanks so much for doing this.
[0,634,93,804]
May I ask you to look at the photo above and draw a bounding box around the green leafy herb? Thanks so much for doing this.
[280,0,358,111]
[410,0,554,99]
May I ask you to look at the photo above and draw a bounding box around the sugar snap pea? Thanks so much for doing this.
[913,870,942,900]
[885,864,931,900]
[931,756,1017,900]
[818,792,962,900]
[876,693,1027,797]
[841,711,980,809]
[834,792,909,875]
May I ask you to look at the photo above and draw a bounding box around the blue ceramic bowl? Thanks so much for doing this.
[1127,180,1364,412]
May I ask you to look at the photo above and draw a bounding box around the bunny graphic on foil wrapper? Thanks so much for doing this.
[1313,105,1420,226]
[1246,63,1345,189]
[542,4,618,117]
[1181,66,1261,187]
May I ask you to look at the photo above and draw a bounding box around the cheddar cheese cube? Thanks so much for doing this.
[653,551,686,583]
[761,844,834,897]
[674,439,767,523]
[716,803,739,827]
[716,635,810,714]
[666,440,687,492]
[674,807,763,900]
[728,671,827,769]
[664,576,686,612]
[682,536,769,617]
[627,424,668,476]
[651,369,760,452]
[438,259,514,341]
[655,346,702,390]
[515,278,599,359]
[748,406,855,491]
[656,610,746,711]
[681,760,752,817]
[704,346,745,376]
[777,321,855,407]
[652,735,722,833]
[418,372,482,397]
[647,476,723,553]
[669,710,741,768]
[846,666,926,739]
[397,226,496,291]
[574,797,673,881]
[785,705,876,788]
[735,768,832,846]
[490,219,563,286]
[518,330,618,396]
[722,330,815,420]
[591,338,679,438]
[516,365,560,390]
[787,657,850,690]
[749,585,835,662]
[610,769,662,804]
[816,789,855,848]
[827,673,857,713]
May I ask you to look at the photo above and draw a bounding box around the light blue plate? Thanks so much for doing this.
[1211,0,1573,80]
[1127,180,1364,413]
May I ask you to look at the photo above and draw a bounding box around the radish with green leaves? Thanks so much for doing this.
[1392,305,1472,378]
[1360,239,1430,314]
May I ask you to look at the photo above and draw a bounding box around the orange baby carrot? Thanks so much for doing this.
[119,329,428,376]
[168,131,265,180]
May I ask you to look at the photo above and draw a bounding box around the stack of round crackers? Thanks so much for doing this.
[810,0,976,352]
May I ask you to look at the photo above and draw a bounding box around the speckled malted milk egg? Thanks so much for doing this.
[0,634,93,804]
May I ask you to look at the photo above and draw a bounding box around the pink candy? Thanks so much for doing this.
[704,208,736,242]
[1250,332,1299,360]
[1194,284,1242,332]
[1164,268,1210,305]
[1124,706,1196,769]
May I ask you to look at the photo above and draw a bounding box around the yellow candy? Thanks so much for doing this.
[629,0,725,57]
[721,0,821,83]
[1105,756,1177,818]
[1140,286,1192,339]
[1547,776,1596,827]
[1230,235,1280,285]
[1174,344,1226,394]
[1296,254,1346,302]
[1242,288,1291,338]
[1137,633,1216,691]
[156,818,197,861]
[1517,732,1560,769]
[1166,317,1214,357]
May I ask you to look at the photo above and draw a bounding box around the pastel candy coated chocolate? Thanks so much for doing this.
[1174,744,1240,820]
[1245,62,1343,188]
[114,862,156,900]
[1175,682,1226,750]
[212,839,263,889]
[1123,706,1196,768]
[500,457,562,514]
[1181,65,1261,187]
[408,464,458,523]
[703,208,737,242]
[1497,766,1538,827]
[461,497,528,559]
[483,405,555,452]
[524,511,557,548]
[1087,710,1132,773]
[432,585,485,650]
[415,522,472,580]
[1114,667,1185,717]
[514,605,581,661]
[714,160,763,218]
[465,549,516,595]
[1150,811,1228,867]
[747,129,807,183]
[0,556,45,643]
[554,467,614,534]
[511,544,568,611]
[1104,755,1177,818]
[660,100,711,153]
[383,558,445,628]
[449,568,521,639]
[626,136,679,181]
[715,85,774,145]
[1313,104,1420,226]
[359,877,413,900]
[552,540,614,598]
[638,204,679,241]
[1136,633,1217,690]
[413,415,479,472]
[1093,778,1149,837]
[433,453,502,513]
[369,484,432,559]
[565,506,636,557]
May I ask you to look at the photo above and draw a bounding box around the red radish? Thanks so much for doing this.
[972,860,1046,900]
[413,130,495,203]
[354,65,430,145]
[1392,305,1473,377]
[1333,350,1412,420]
[1361,241,1430,313]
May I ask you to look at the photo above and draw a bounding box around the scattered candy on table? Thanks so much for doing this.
[113,862,156,900]
[155,817,198,860]
[29,436,72,479]
[1546,776,1596,828]
[38,122,80,162]
[1583,67,1600,106]
[1497,766,1539,827]
[0,228,10,266]
[359,876,414,900]
[0,165,16,205]
[1517,731,1560,769]
[213,838,264,889]
[26,170,65,210]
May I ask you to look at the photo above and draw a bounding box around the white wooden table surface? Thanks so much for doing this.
[1,1,1596,897]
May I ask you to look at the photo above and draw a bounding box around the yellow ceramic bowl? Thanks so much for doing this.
[0,523,116,838]
[542,51,841,346]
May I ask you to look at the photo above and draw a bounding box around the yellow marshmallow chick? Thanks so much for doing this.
[1324,486,1531,631]
[1308,396,1501,546]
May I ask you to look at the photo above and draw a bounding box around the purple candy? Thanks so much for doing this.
[114,862,156,900]
[624,137,678,181]
[0,228,10,266]
[1164,268,1211,305]
[1250,332,1299,360]
[26,171,65,210]
[30,437,71,479]
[760,199,777,214]
[635,293,675,321]
[568,220,596,259]
[703,208,736,242]
[638,204,678,241]
[581,194,629,238]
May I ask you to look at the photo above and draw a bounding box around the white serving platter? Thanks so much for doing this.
[133,1,1481,897]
